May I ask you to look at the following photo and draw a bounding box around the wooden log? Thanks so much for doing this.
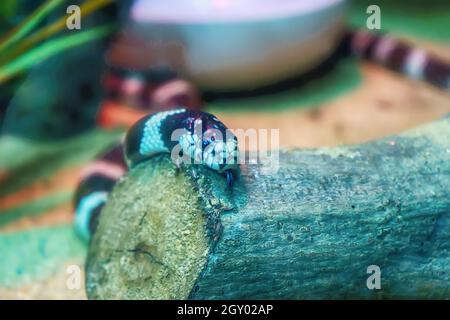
[86,117,450,299]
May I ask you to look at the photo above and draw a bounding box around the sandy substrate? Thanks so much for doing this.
[218,62,450,150]
[0,261,86,300]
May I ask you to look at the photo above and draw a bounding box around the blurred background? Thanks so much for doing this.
[0,0,449,299]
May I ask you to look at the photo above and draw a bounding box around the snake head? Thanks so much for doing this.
[178,114,239,188]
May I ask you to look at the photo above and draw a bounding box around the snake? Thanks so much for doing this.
[73,29,450,241]
[74,108,239,241]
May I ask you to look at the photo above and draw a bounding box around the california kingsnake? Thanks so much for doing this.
[74,108,239,241]
[73,30,450,242]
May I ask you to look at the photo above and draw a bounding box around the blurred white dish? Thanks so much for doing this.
[127,0,347,90]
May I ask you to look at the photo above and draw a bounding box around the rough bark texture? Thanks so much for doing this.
[86,117,450,299]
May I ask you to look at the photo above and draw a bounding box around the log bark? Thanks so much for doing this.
[86,117,450,299]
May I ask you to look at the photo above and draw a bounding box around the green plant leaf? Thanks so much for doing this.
[0,23,115,84]
[0,0,66,53]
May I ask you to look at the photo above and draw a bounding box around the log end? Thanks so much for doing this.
[85,156,211,299]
